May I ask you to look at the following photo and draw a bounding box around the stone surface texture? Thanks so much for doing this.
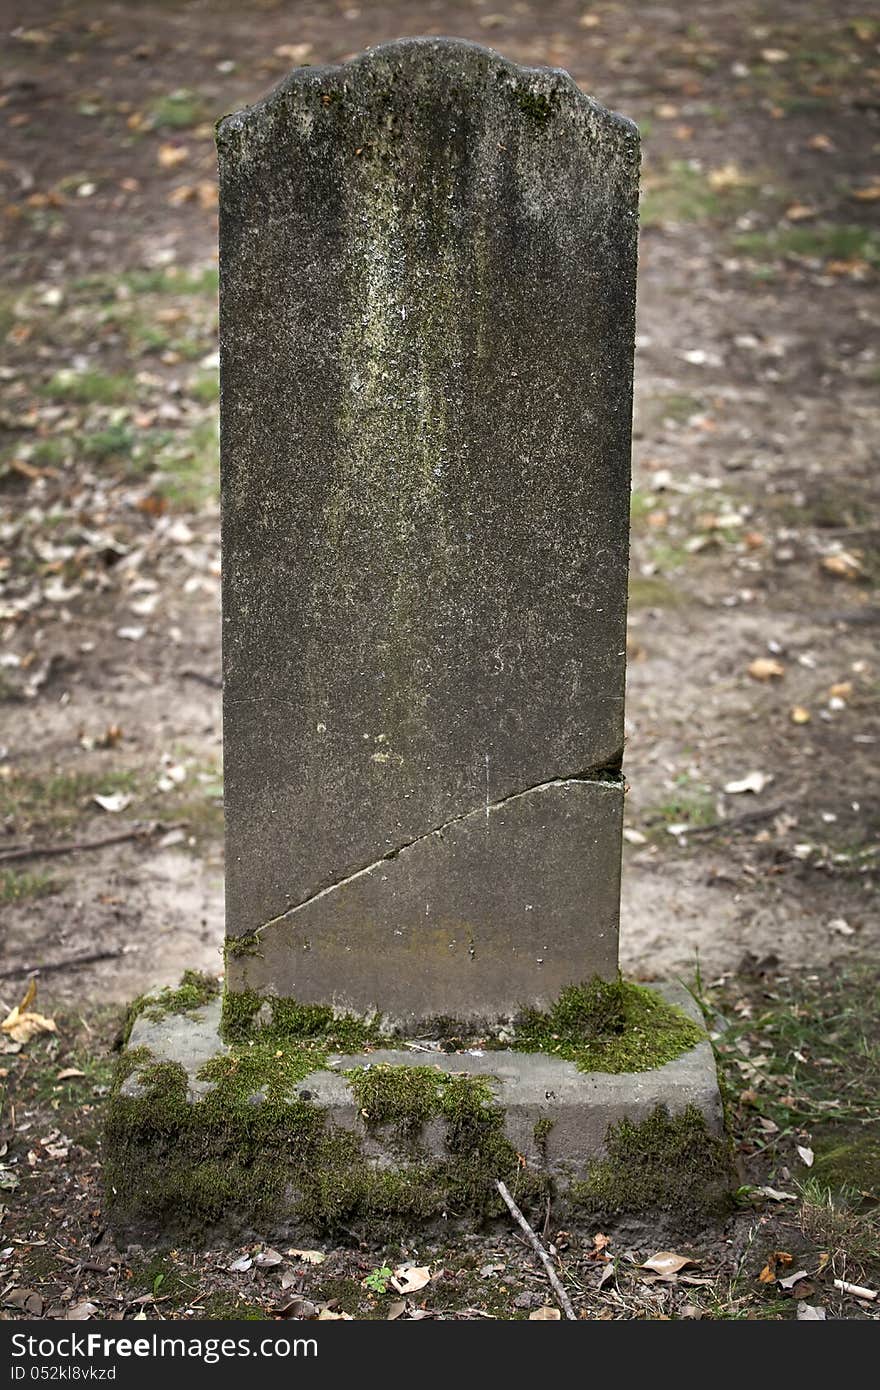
[218,38,639,1022]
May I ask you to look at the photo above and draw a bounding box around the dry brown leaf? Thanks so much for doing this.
[67,1301,99,1321]
[708,163,750,190]
[640,1251,695,1277]
[758,1250,793,1283]
[287,1248,325,1265]
[1,979,57,1044]
[821,552,863,580]
[317,1307,353,1320]
[390,1264,431,1295]
[784,203,818,221]
[158,144,189,170]
[748,657,785,681]
[529,1306,561,1320]
[851,184,880,202]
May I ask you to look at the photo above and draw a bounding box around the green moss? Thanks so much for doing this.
[224,933,260,961]
[517,89,555,123]
[572,1104,733,1220]
[120,970,219,1045]
[220,985,384,1051]
[813,1130,880,1194]
[106,1048,546,1239]
[512,977,705,1073]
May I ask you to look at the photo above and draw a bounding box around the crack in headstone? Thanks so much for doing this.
[250,759,624,937]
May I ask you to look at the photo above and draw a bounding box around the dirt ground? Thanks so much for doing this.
[0,0,878,1321]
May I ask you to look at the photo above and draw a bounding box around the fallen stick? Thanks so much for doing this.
[181,669,222,689]
[0,950,125,981]
[495,1179,577,1320]
[0,822,180,865]
[679,805,785,838]
[834,1278,877,1301]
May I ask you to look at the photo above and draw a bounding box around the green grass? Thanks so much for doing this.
[189,371,219,404]
[734,224,880,267]
[40,369,136,406]
[148,88,210,131]
[641,160,762,228]
[0,769,139,832]
[644,776,716,834]
[80,423,136,461]
[157,417,219,508]
[72,267,218,299]
[628,574,683,609]
[0,868,58,904]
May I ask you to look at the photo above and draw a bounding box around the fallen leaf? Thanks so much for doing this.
[828,918,855,937]
[641,1251,695,1277]
[759,1251,793,1283]
[386,1300,406,1320]
[820,552,862,581]
[797,1303,826,1320]
[390,1264,431,1295]
[317,1308,353,1320]
[623,828,647,845]
[755,1186,798,1201]
[797,1145,815,1167]
[93,793,132,813]
[748,657,785,681]
[1,979,57,1044]
[67,1302,99,1321]
[529,1306,561,1320]
[228,1255,252,1273]
[851,183,880,202]
[785,203,818,221]
[5,1288,43,1315]
[287,1248,325,1266]
[724,770,772,795]
[255,1248,283,1267]
[274,43,313,62]
[273,1297,317,1319]
[779,1272,813,1295]
[829,681,852,700]
[158,144,189,170]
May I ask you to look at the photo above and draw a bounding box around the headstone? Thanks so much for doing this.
[218,37,639,1030]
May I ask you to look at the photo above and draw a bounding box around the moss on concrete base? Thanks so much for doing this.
[512,976,705,1072]
[571,1104,733,1222]
[106,1046,545,1239]
[106,973,724,1238]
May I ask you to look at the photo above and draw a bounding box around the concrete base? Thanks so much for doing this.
[117,983,723,1205]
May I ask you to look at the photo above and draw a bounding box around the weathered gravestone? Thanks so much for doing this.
[220,36,637,1028]
[107,40,728,1237]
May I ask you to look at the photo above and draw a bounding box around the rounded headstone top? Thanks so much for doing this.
[216,34,638,164]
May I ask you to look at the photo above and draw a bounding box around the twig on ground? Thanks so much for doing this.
[0,822,182,865]
[679,804,785,838]
[0,950,126,981]
[495,1179,577,1320]
[181,669,222,689]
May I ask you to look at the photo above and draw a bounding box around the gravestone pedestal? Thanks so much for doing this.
[106,38,727,1238]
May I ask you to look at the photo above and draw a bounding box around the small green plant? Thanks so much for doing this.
[363,1264,394,1293]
